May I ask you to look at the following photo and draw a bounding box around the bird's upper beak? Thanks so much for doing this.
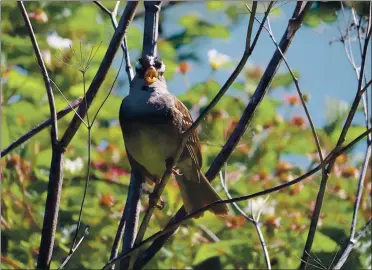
[144,66,158,85]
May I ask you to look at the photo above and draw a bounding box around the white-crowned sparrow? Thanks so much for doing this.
[119,55,228,218]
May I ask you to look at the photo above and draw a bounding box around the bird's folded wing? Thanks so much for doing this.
[173,97,203,171]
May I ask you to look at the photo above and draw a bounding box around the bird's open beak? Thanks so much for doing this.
[144,66,158,85]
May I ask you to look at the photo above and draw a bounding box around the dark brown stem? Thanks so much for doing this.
[102,126,372,270]
[142,1,162,57]
[122,2,162,268]
[94,1,134,82]
[18,2,63,268]
[300,21,372,269]
[60,1,139,148]
[134,2,312,268]
[332,219,372,269]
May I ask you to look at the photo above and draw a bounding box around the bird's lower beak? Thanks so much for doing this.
[144,66,158,85]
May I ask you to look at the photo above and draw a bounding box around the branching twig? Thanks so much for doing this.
[332,219,372,269]
[58,226,90,269]
[19,2,138,268]
[59,1,139,149]
[264,16,324,167]
[1,98,82,157]
[60,40,126,269]
[102,125,372,270]
[220,169,271,269]
[18,2,64,268]
[122,2,163,268]
[94,1,134,82]
[132,2,259,267]
[300,16,372,269]
[134,3,312,267]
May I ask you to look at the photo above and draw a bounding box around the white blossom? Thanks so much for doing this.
[246,197,277,219]
[47,32,72,50]
[65,157,84,174]
[208,49,230,70]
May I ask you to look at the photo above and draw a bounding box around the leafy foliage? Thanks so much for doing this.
[1,2,371,270]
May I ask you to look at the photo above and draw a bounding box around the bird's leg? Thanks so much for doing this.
[150,157,176,210]
[172,168,183,176]
[165,157,183,176]
[149,189,165,210]
[148,175,166,210]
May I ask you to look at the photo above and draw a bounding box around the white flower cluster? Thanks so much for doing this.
[65,157,84,174]
[208,49,230,70]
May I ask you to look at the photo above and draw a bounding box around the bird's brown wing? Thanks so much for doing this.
[173,97,203,170]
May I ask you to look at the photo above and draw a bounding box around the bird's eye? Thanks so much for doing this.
[135,61,143,72]
[158,63,166,73]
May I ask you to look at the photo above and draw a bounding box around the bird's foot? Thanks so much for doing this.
[149,192,165,210]
[165,157,183,176]
[155,196,165,210]
[172,168,183,176]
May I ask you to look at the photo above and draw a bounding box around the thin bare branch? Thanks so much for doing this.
[333,219,372,269]
[94,1,134,82]
[18,2,66,268]
[300,19,372,269]
[134,3,312,267]
[349,146,371,238]
[58,226,90,269]
[123,2,163,268]
[1,98,82,158]
[220,170,271,269]
[18,1,58,143]
[103,125,372,270]
[131,2,260,267]
[264,16,324,167]
[60,1,139,148]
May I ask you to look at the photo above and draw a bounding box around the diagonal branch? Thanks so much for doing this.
[332,219,372,269]
[220,169,271,269]
[134,3,313,267]
[20,2,138,268]
[58,226,90,269]
[94,1,134,82]
[300,16,372,269]
[1,98,82,157]
[121,2,162,269]
[19,1,58,144]
[133,2,260,267]
[60,1,139,149]
[102,125,372,270]
[18,2,64,268]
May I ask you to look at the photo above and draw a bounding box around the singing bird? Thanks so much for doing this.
[119,55,228,218]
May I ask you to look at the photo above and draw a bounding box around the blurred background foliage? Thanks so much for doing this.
[1,1,371,269]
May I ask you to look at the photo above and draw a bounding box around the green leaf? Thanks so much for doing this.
[36,149,52,168]
[231,81,245,91]
[193,239,249,265]
[330,125,368,145]
[206,2,227,11]
[271,71,300,89]
[1,112,10,147]
[179,14,198,29]
[303,10,323,28]
[304,231,338,252]
[204,24,230,39]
